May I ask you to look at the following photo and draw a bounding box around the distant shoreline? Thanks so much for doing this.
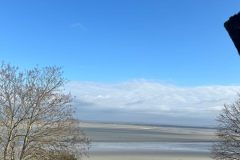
[78,120,217,129]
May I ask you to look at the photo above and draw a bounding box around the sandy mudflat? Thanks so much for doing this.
[80,122,216,142]
[88,155,211,160]
[80,122,215,160]
[88,152,212,160]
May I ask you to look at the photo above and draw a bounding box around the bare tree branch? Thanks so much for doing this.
[0,63,89,160]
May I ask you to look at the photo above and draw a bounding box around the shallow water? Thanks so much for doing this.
[90,142,212,153]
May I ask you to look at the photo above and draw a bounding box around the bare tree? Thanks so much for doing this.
[212,95,240,160]
[0,63,89,160]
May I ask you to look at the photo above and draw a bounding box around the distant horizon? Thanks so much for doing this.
[77,119,217,129]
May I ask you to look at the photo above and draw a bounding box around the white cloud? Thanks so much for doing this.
[65,80,240,126]
[70,22,88,31]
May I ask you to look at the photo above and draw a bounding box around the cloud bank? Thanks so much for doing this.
[65,80,240,126]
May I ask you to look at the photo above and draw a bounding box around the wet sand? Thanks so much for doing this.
[80,122,215,160]
[80,122,216,142]
[89,153,212,160]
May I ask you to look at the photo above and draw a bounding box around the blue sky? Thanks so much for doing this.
[1,0,240,126]
[1,0,240,86]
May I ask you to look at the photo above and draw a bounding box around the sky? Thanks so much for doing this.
[1,0,240,126]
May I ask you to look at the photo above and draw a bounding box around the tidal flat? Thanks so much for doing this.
[80,122,216,160]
